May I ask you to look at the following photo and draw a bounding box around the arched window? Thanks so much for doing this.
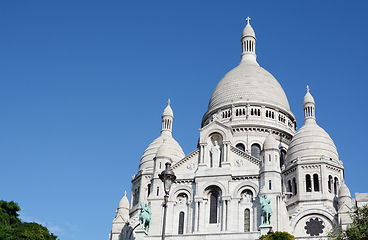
[268,155,271,162]
[209,192,218,223]
[178,212,184,234]
[288,180,292,192]
[244,209,250,232]
[334,177,339,195]
[251,144,261,159]
[280,150,286,167]
[306,174,312,192]
[293,177,297,195]
[269,180,272,190]
[157,187,159,196]
[328,175,333,193]
[147,184,151,197]
[133,189,138,205]
[313,174,320,192]
[133,187,140,205]
[236,143,245,152]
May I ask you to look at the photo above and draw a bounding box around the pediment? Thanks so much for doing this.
[171,149,199,177]
[338,202,353,213]
[113,214,128,223]
[230,145,261,166]
[199,120,233,142]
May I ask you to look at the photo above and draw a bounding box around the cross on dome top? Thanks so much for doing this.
[167,99,171,106]
[306,85,310,92]
[246,16,251,25]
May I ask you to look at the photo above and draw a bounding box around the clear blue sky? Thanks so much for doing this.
[1,1,368,239]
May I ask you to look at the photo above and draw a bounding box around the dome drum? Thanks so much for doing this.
[202,103,296,136]
[231,126,293,144]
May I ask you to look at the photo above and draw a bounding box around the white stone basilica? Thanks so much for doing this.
[109,18,367,240]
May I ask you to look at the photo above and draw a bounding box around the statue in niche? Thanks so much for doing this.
[139,202,152,233]
[242,190,253,202]
[177,193,188,205]
[210,140,221,167]
[258,194,272,225]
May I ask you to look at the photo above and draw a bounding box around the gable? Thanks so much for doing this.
[171,149,199,178]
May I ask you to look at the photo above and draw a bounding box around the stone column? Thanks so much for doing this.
[222,196,231,231]
[194,197,203,232]
[222,143,226,164]
[222,141,231,168]
[199,143,206,164]
[246,103,250,119]
[220,199,225,231]
[203,144,209,166]
[186,201,192,234]
[320,164,326,194]
[194,200,199,232]
[223,141,231,162]
[261,106,265,121]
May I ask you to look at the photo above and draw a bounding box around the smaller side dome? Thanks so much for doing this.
[156,140,171,159]
[339,182,351,199]
[117,191,130,221]
[286,122,338,163]
[338,181,353,209]
[139,101,185,172]
[286,88,339,165]
[118,191,129,210]
[263,133,278,150]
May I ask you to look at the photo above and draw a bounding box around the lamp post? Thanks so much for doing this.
[158,162,176,240]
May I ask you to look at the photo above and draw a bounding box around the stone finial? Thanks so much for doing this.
[167,99,171,106]
[306,85,310,92]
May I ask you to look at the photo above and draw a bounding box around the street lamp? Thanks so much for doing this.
[158,162,176,240]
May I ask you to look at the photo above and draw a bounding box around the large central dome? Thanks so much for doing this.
[208,61,291,113]
[207,19,291,115]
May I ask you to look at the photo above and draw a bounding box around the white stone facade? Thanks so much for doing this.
[109,19,364,240]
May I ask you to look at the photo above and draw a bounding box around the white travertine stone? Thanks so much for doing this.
[110,18,366,240]
[286,89,339,164]
[355,193,368,208]
[207,61,291,114]
[263,133,278,150]
[138,100,185,172]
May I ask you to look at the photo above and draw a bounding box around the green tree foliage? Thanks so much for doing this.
[0,200,58,240]
[329,205,368,240]
[259,231,295,240]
